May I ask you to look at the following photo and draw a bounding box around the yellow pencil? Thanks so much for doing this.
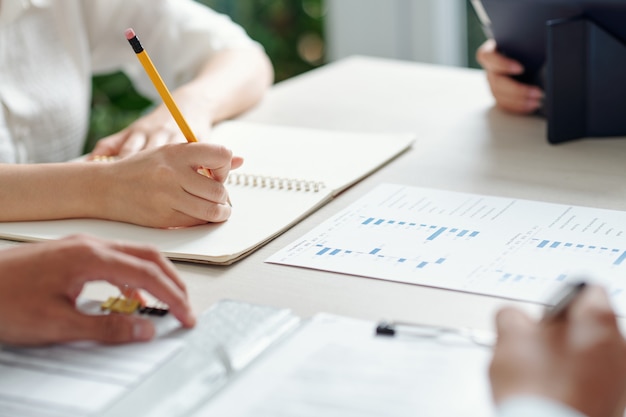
[125,28,198,143]
[124,28,231,206]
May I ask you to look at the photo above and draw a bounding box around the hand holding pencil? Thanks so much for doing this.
[122,28,234,205]
[85,28,241,227]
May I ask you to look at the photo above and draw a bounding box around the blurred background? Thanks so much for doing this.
[87,0,486,152]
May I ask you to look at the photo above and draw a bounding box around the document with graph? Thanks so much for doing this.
[267,184,626,314]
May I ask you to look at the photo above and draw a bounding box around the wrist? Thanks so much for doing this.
[76,161,118,220]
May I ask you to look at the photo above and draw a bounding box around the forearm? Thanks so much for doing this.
[0,163,108,221]
[178,47,274,123]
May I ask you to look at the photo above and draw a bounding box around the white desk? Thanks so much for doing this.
[86,56,626,332]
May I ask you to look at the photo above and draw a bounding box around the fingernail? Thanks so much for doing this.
[528,88,544,99]
[187,311,197,327]
[509,62,524,73]
[526,99,541,112]
[133,320,154,341]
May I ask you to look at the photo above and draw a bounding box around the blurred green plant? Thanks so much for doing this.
[86,0,325,153]
[200,0,326,81]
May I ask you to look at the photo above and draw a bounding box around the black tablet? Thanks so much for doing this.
[471,0,626,143]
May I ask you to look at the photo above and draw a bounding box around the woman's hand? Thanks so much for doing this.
[91,87,215,158]
[0,235,195,346]
[93,142,243,228]
[476,39,543,114]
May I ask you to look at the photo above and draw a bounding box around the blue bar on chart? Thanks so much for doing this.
[469,231,480,237]
[364,217,417,227]
[417,261,428,269]
[435,258,446,264]
[427,227,447,241]
[330,249,341,255]
[316,247,331,255]
[398,258,407,263]
[457,230,468,237]
[500,273,512,282]
[614,251,626,266]
[370,248,382,255]
[536,240,606,252]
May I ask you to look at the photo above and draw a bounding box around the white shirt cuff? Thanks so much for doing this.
[497,395,589,417]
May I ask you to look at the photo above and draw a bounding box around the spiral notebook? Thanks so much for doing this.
[0,122,415,264]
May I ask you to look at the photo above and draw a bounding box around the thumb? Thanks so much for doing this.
[231,155,244,170]
[92,131,127,157]
[76,314,155,344]
[495,307,533,344]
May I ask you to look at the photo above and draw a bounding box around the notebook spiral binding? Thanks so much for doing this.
[226,172,326,193]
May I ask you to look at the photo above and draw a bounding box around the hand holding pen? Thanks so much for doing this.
[490,283,626,417]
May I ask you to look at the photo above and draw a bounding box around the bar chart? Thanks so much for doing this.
[268,184,626,314]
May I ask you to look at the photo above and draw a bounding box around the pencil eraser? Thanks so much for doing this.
[124,28,136,40]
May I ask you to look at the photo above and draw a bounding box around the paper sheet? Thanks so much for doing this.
[193,314,493,417]
[0,303,184,417]
[268,184,626,314]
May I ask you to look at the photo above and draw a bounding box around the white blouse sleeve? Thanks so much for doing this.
[497,396,589,417]
[80,0,260,100]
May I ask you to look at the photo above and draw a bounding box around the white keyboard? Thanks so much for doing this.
[188,299,299,371]
[99,300,300,417]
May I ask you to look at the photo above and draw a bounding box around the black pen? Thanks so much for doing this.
[542,281,587,322]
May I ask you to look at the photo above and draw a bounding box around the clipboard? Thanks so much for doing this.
[192,313,496,417]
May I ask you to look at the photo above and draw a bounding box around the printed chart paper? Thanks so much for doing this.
[267,184,626,314]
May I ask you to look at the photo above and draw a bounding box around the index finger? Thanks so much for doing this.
[187,143,234,183]
[568,285,617,329]
[78,248,195,328]
[110,240,187,296]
